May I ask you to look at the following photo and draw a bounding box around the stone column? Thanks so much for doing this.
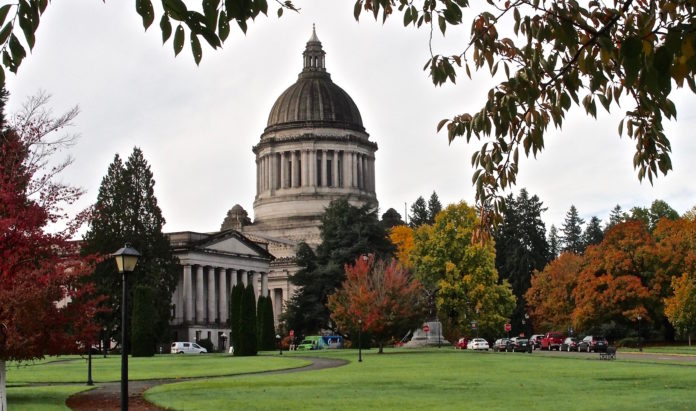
[352,152,358,188]
[196,265,205,323]
[309,150,317,187]
[291,151,299,188]
[252,271,261,299]
[273,288,283,325]
[280,152,287,189]
[343,151,352,188]
[207,267,216,322]
[219,268,228,323]
[183,264,193,322]
[320,150,327,187]
[333,151,339,187]
[241,270,248,287]
[261,272,269,298]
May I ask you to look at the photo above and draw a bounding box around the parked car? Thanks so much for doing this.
[467,338,489,351]
[493,338,509,352]
[578,335,609,352]
[170,341,207,354]
[455,337,470,349]
[506,338,531,352]
[541,332,564,351]
[529,334,545,350]
[560,337,580,352]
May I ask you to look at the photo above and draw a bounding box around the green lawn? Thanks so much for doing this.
[147,349,696,410]
[621,345,696,355]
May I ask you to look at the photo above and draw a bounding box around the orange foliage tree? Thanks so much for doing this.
[389,225,415,270]
[327,256,426,353]
[664,273,696,345]
[525,252,582,333]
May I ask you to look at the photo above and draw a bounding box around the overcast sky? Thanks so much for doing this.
[6,1,696,236]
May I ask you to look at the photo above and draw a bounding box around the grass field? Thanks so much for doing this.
[146,349,696,411]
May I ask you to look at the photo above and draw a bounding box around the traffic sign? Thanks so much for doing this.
[423,324,430,333]
[471,321,477,329]
[505,323,511,332]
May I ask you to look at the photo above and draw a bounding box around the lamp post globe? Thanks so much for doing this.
[112,244,140,411]
[276,334,282,356]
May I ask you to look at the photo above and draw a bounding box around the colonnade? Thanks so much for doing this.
[257,149,374,194]
[175,265,269,325]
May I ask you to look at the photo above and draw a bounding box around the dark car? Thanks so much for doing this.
[560,337,579,352]
[493,338,510,352]
[506,338,530,352]
[578,335,609,352]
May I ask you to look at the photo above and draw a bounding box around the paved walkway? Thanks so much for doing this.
[66,356,348,411]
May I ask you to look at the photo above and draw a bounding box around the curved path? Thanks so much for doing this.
[66,356,348,411]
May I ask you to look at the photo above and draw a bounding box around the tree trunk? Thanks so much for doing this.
[1,359,7,411]
[378,342,383,354]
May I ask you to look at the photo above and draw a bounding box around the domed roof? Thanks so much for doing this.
[265,27,364,133]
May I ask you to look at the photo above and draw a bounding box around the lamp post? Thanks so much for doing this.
[358,318,363,363]
[523,313,529,338]
[112,244,141,411]
[637,314,642,352]
[276,334,282,355]
[87,341,94,386]
[103,326,108,358]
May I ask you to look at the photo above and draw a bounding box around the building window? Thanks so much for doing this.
[316,152,322,186]
[327,156,333,187]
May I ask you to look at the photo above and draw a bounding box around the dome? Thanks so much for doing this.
[265,27,364,133]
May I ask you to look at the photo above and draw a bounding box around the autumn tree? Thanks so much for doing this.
[389,224,415,271]
[665,273,696,346]
[631,199,680,231]
[409,196,429,227]
[283,199,394,336]
[526,252,583,333]
[328,257,426,353]
[0,92,100,409]
[83,148,179,349]
[494,188,548,334]
[561,205,585,254]
[412,202,515,341]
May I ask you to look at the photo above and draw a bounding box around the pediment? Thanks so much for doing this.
[204,236,263,257]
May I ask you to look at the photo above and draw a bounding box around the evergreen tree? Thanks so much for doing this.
[131,286,157,357]
[239,283,258,356]
[283,199,394,336]
[230,283,244,355]
[648,199,679,230]
[427,191,443,224]
[583,216,604,247]
[257,295,276,351]
[561,205,585,254]
[83,147,179,348]
[381,207,404,229]
[548,225,560,259]
[606,204,626,231]
[409,196,429,227]
[494,188,548,332]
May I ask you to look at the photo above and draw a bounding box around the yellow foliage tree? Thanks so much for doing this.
[389,225,415,270]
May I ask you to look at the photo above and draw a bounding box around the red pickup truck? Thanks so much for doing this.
[541,332,564,350]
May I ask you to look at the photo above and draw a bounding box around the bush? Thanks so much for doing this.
[131,286,157,357]
[197,338,214,353]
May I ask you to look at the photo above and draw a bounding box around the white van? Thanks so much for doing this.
[171,341,207,354]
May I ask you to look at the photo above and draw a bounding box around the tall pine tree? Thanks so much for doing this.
[409,196,429,227]
[583,216,604,247]
[427,191,443,224]
[230,282,244,355]
[548,225,560,259]
[561,205,585,254]
[83,147,179,349]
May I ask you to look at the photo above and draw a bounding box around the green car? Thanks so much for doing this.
[296,336,321,350]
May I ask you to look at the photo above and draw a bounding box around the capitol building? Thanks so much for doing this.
[168,28,379,349]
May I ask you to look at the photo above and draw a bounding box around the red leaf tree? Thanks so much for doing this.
[0,92,101,410]
[328,256,426,353]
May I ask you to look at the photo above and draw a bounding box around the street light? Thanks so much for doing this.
[637,314,642,352]
[87,341,94,386]
[276,334,282,356]
[103,326,108,358]
[358,318,363,363]
[523,313,529,338]
[112,244,141,411]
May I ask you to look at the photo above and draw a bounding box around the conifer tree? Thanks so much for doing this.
[583,216,604,248]
[230,283,244,355]
[83,147,179,348]
[561,205,585,254]
[409,196,429,227]
[427,191,443,224]
[131,286,157,357]
[548,225,560,259]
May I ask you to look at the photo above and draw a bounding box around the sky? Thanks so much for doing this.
[6,1,696,236]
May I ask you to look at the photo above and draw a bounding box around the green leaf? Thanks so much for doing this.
[164,0,188,21]
[277,7,283,18]
[0,4,12,26]
[203,0,220,28]
[353,0,362,21]
[438,15,446,35]
[18,6,35,50]
[218,11,230,41]
[160,14,172,44]
[8,34,26,64]
[173,25,185,56]
[135,0,155,30]
[618,118,624,136]
[191,32,202,65]
[0,65,4,85]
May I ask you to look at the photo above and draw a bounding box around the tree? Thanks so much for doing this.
[389,225,415,271]
[547,224,560,259]
[526,252,583,333]
[381,207,404,229]
[229,282,244,354]
[583,216,604,247]
[83,147,179,349]
[237,283,258,356]
[356,1,695,234]
[665,273,696,346]
[0,92,100,410]
[427,191,443,223]
[257,294,276,351]
[561,205,585,254]
[131,286,157,357]
[648,199,679,230]
[409,196,429,227]
[494,188,548,334]
[283,199,394,336]
[412,202,515,341]
[327,256,426,353]
[606,204,627,231]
